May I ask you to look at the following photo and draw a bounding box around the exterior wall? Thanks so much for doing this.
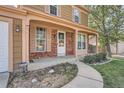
[22,5,88,26]
[80,12,88,26]
[61,6,72,21]
[66,32,75,55]
[23,5,46,12]
[13,18,22,70]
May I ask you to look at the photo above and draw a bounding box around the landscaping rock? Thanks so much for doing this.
[31,78,37,83]
[7,63,78,88]
[48,69,55,74]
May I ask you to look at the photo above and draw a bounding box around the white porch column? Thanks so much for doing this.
[75,30,78,57]
[22,18,30,62]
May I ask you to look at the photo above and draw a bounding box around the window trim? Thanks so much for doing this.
[73,8,81,24]
[77,32,86,50]
[35,27,47,52]
[49,5,59,16]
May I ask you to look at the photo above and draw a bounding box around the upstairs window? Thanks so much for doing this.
[78,33,86,49]
[50,5,58,16]
[73,8,80,23]
[36,27,46,51]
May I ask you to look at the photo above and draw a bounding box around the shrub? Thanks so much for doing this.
[83,55,96,64]
[81,53,107,64]
[94,54,102,62]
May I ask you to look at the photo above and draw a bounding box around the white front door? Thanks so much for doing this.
[0,21,9,72]
[57,31,66,56]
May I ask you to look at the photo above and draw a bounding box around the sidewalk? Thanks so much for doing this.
[0,72,9,88]
[63,62,103,88]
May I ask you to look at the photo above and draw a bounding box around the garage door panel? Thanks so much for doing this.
[0,21,9,72]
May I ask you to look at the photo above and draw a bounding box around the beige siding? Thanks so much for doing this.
[61,5,72,21]
[23,5,46,12]
[23,5,88,26]
[80,12,88,26]
[13,18,22,70]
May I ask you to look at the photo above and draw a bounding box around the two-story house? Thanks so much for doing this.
[0,5,98,72]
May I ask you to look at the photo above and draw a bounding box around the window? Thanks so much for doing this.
[73,8,80,23]
[78,33,86,49]
[49,5,58,16]
[36,27,46,51]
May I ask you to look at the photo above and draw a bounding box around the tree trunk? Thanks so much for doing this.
[115,41,118,54]
[106,38,112,57]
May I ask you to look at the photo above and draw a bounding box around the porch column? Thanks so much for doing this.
[22,18,30,62]
[87,34,89,54]
[74,30,78,57]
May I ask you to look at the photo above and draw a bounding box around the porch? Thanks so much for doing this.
[28,56,77,71]
[29,20,76,60]
[28,20,98,60]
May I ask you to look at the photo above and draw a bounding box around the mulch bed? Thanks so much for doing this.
[7,63,78,88]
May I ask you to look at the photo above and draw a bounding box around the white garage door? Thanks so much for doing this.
[0,21,9,72]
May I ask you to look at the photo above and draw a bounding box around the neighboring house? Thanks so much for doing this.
[0,5,98,72]
[111,41,124,55]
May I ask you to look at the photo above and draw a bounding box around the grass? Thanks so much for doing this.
[91,58,124,88]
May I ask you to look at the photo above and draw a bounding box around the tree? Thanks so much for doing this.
[88,5,124,57]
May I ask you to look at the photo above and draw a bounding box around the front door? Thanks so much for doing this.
[57,31,66,56]
[0,21,9,72]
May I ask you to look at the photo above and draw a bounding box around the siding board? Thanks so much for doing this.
[23,5,88,26]
[13,18,22,70]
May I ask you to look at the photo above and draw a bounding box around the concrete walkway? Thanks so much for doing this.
[28,57,103,88]
[112,55,124,58]
[63,62,103,88]
[0,72,9,88]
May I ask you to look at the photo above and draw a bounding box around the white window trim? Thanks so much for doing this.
[72,8,81,24]
[78,32,86,50]
[49,5,59,16]
[35,27,47,52]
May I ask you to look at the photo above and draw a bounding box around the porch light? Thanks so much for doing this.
[16,25,20,32]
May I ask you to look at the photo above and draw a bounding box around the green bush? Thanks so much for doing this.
[81,53,107,64]
[94,54,102,62]
[83,55,96,64]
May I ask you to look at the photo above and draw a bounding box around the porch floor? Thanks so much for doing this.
[28,56,77,71]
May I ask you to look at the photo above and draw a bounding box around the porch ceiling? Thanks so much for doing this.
[30,20,75,32]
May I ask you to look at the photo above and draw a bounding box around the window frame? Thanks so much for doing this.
[73,8,81,23]
[49,5,59,16]
[35,27,47,52]
[78,32,86,49]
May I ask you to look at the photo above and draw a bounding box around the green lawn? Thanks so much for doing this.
[91,58,124,88]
